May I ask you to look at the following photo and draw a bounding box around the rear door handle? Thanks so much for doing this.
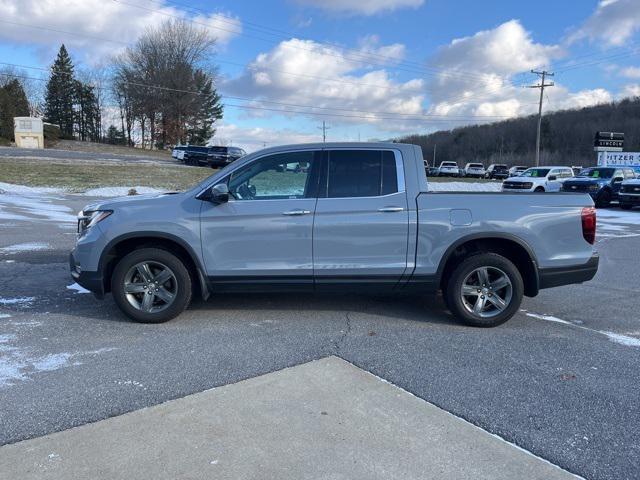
[282,209,311,216]
[378,206,404,212]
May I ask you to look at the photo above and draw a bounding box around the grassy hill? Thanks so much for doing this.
[398,97,640,168]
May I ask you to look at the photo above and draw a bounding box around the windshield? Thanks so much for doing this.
[468,164,483,168]
[578,168,614,179]
[441,162,456,167]
[520,168,550,177]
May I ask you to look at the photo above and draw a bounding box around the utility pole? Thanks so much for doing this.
[527,70,554,167]
[317,121,331,142]
[432,144,437,166]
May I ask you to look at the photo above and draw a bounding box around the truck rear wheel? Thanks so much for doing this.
[111,248,192,323]
[444,253,523,327]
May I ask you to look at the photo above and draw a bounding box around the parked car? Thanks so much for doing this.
[462,163,486,178]
[619,175,640,210]
[171,145,187,160]
[502,166,574,193]
[485,164,509,180]
[508,166,528,177]
[437,161,460,177]
[424,161,439,177]
[183,146,246,168]
[562,167,636,207]
[71,142,598,328]
[571,166,583,176]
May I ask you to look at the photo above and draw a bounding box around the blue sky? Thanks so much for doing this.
[1,0,640,150]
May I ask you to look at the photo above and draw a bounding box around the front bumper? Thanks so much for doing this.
[70,251,104,299]
[538,255,599,289]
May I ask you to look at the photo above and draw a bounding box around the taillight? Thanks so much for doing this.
[581,207,596,244]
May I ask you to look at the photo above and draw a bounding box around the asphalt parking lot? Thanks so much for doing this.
[1,189,639,480]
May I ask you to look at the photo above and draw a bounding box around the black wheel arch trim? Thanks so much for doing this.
[98,231,210,300]
[434,232,540,295]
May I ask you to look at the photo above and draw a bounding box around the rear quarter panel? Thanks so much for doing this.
[413,192,596,276]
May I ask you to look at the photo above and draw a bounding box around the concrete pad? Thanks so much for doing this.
[0,356,577,480]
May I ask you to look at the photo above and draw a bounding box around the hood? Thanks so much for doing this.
[82,192,182,212]
[505,176,534,183]
[564,177,608,185]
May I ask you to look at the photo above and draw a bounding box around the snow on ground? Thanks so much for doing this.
[597,208,640,239]
[80,186,165,197]
[427,181,502,192]
[0,297,35,306]
[524,310,640,347]
[0,326,118,387]
[66,283,90,294]
[0,242,51,254]
[0,185,76,223]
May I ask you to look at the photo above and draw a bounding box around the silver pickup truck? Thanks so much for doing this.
[70,142,598,327]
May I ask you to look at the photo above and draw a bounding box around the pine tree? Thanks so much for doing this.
[186,69,223,145]
[0,79,30,141]
[44,45,76,139]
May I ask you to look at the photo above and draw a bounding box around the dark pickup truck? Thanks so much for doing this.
[183,146,246,168]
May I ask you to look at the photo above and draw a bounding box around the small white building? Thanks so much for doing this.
[14,117,44,149]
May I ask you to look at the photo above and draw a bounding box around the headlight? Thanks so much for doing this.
[77,209,112,233]
[589,184,599,191]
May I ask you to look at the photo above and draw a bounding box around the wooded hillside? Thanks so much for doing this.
[399,97,640,167]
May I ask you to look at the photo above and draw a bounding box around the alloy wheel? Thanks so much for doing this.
[123,261,177,313]
[460,266,513,318]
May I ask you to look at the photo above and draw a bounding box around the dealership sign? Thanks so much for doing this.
[597,151,640,167]
[594,131,624,151]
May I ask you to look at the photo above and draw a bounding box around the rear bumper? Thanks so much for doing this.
[538,255,599,289]
[70,252,104,299]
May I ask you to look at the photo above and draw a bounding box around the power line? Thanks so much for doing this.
[527,70,554,167]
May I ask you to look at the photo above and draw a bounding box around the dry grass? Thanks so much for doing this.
[0,158,214,192]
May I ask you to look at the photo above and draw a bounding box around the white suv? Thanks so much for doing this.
[438,161,460,177]
[502,166,574,192]
[462,163,486,178]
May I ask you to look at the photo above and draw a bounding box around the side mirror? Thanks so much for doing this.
[548,175,557,181]
[199,183,229,204]
[613,177,624,183]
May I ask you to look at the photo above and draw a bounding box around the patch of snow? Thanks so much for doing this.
[524,310,640,348]
[0,191,76,223]
[81,186,165,197]
[0,242,50,254]
[602,331,640,347]
[0,297,35,306]
[0,182,65,195]
[66,283,90,294]
[427,181,502,192]
[0,313,11,319]
[32,353,73,372]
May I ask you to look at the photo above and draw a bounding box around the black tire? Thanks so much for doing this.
[111,248,192,323]
[444,253,524,328]
[595,189,611,208]
[534,186,545,193]
[620,203,632,210]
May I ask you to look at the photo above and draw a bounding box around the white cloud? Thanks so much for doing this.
[212,123,319,152]
[619,84,640,98]
[224,37,425,125]
[620,66,640,79]
[291,0,424,16]
[0,0,241,60]
[426,20,566,119]
[569,0,640,47]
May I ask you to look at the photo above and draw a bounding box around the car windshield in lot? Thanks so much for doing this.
[578,167,614,179]
[520,168,550,177]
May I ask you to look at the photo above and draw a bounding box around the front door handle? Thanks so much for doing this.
[378,206,404,212]
[282,209,311,216]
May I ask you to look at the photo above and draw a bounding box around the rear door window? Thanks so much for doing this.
[325,150,399,198]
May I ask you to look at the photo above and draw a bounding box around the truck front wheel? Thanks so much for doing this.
[111,248,192,323]
[444,253,524,327]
